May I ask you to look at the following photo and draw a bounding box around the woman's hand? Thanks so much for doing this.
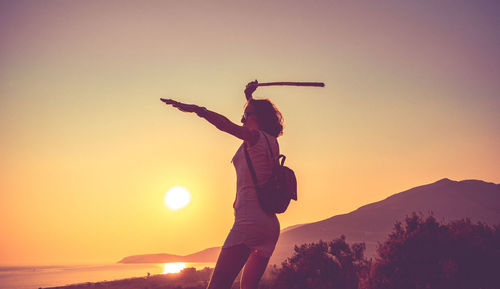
[244,80,258,100]
[161,98,199,113]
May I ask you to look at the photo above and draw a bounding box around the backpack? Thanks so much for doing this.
[243,133,297,214]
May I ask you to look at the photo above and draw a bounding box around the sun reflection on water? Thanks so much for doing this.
[163,262,186,274]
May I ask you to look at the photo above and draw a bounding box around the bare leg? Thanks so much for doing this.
[240,250,271,289]
[207,244,251,289]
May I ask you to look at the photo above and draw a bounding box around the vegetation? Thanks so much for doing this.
[368,214,500,289]
[269,236,369,289]
[269,214,500,289]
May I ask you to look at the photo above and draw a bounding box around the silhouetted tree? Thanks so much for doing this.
[272,235,370,289]
[368,213,500,289]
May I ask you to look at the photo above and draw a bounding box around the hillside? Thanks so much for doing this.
[119,247,221,264]
[270,178,500,263]
[119,178,500,265]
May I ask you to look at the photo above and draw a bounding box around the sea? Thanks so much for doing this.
[0,262,214,289]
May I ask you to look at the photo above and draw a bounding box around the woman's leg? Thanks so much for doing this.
[240,250,271,289]
[207,244,251,289]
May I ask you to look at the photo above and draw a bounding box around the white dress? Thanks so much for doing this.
[222,130,280,258]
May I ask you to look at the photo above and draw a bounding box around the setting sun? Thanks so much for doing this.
[164,186,191,210]
[163,262,186,274]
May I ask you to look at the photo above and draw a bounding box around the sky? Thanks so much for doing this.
[1,0,499,266]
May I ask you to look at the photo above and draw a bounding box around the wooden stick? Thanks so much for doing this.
[257,82,325,87]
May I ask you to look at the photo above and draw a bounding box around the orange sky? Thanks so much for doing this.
[1,0,499,266]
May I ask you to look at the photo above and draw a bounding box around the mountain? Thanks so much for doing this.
[118,247,221,264]
[270,178,500,264]
[119,253,182,264]
[119,178,500,265]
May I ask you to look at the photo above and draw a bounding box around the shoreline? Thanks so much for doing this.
[42,267,214,289]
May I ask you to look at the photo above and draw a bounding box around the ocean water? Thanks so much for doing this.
[0,262,214,289]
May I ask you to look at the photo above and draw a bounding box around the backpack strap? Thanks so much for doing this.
[244,132,283,188]
[243,143,259,187]
[262,132,285,166]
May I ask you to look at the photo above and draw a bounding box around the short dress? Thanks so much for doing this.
[222,130,280,258]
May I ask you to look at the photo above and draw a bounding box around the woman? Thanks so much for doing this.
[161,81,283,289]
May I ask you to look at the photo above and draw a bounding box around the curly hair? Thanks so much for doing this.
[246,98,284,137]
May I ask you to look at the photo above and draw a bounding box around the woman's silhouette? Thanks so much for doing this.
[161,80,283,289]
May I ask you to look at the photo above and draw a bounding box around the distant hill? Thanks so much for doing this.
[119,178,500,265]
[270,178,500,264]
[118,247,221,264]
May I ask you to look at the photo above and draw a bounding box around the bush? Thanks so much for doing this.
[368,213,500,289]
[272,235,370,289]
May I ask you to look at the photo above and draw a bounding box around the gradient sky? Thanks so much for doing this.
[1,0,499,266]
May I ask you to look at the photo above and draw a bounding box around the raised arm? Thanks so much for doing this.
[160,98,258,144]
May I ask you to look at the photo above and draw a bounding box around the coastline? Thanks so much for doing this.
[0,263,214,289]
[43,267,213,289]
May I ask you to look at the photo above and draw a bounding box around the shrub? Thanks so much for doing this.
[272,235,370,289]
[368,213,500,289]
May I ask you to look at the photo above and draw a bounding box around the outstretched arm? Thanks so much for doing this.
[160,98,258,144]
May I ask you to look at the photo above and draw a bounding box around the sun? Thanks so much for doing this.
[164,186,191,210]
